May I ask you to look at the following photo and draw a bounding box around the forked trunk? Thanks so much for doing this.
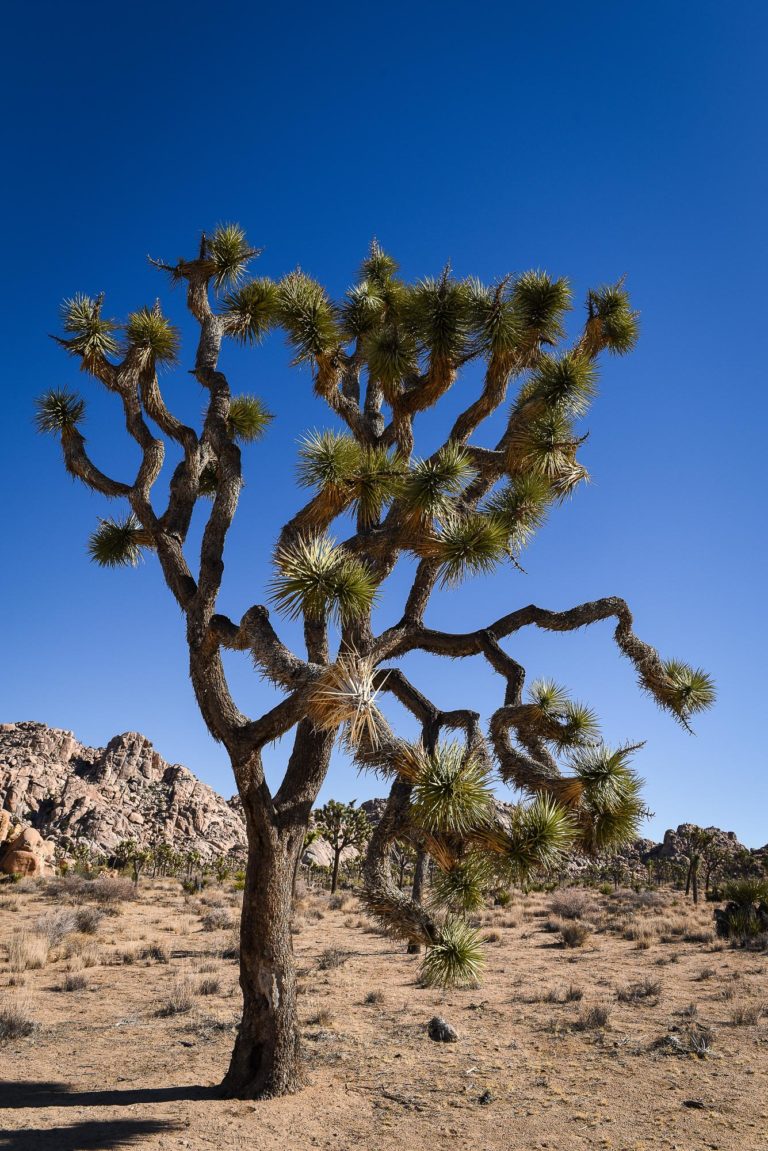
[221,795,306,1099]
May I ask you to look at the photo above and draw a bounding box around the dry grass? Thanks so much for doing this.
[8,931,48,972]
[0,997,35,1041]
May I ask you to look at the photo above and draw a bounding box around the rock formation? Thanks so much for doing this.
[0,721,246,862]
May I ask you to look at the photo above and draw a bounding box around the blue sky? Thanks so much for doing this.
[1,1,765,845]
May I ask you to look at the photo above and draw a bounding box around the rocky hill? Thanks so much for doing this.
[0,721,246,861]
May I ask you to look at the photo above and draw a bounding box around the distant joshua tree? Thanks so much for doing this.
[313,800,372,893]
[38,227,714,1098]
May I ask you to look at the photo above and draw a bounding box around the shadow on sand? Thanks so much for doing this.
[0,1080,222,1151]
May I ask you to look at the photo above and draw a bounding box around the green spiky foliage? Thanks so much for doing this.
[359,239,400,287]
[88,514,148,567]
[297,432,402,525]
[506,409,588,498]
[431,854,493,913]
[410,743,494,836]
[425,512,510,587]
[569,744,646,852]
[57,294,119,366]
[586,280,640,354]
[527,679,601,749]
[34,389,85,435]
[364,324,418,396]
[403,274,476,363]
[659,660,717,720]
[511,271,572,346]
[484,473,552,549]
[419,917,485,988]
[493,795,578,878]
[399,444,476,524]
[125,304,179,365]
[270,534,377,624]
[277,272,340,365]
[227,395,273,442]
[207,223,255,291]
[527,352,598,418]
[221,279,280,344]
[339,282,385,339]
[468,278,522,361]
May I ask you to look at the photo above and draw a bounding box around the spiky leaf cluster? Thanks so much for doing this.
[484,473,551,550]
[403,274,476,363]
[399,444,476,524]
[125,305,179,365]
[339,282,385,339]
[423,513,510,587]
[506,409,588,498]
[359,240,399,287]
[34,389,85,435]
[570,744,646,852]
[586,281,639,355]
[528,678,601,749]
[270,534,377,624]
[410,743,494,836]
[419,917,485,989]
[88,514,149,568]
[364,324,418,395]
[431,854,493,913]
[58,294,119,366]
[207,224,255,291]
[527,352,598,418]
[297,431,402,526]
[277,272,340,365]
[227,395,272,442]
[511,271,572,346]
[221,279,280,344]
[491,795,578,877]
[658,660,717,720]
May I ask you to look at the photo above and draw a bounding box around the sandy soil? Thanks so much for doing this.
[0,878,765,1151]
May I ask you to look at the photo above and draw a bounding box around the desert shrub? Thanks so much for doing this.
[550,890,593,920]
[564,983,584,1002]
[198,977,221,996]
[75,907,104,934]
[222,926,240,960]
[729,1003,764,1025]
[575,1004,611,1030]
[60,972,88,992]
[120,946,139,965]
[560,923,591,948]
[364,990,385,1005]
[8,931,48,971]
[317,948,348,971]
[714,880,768,944]
[306,1006,333,1026]
[200,907,233,932]
[494,889,512,907]
[617,977,661,1005]
[696,966,717,981]
[142,943,171,964]
[35,909,78,944]
[683,929,715,944]
[328,893,351,911]
[156,977,196,1016]
[483,930,502,943]
[0,999,35,1041]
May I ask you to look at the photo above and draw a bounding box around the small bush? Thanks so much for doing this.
[575,1004,611,1031]
[142,943,171,964]
[35,909,78,945]
[617,977,662,1005]
[364,990,385,1005]
[156,977,196,1017]
[198,977,221,996]
[0,999,35,1041]
[550,890,593,920]
[200,908,233,932]
[482,930,501,943]
[75,907,104,935]
[560,923,591,948]
[306,1006,333,1026]
[8,932,48,972]
[729,1003,764,1026]
[60,972,88,992]
[317,948,348,971]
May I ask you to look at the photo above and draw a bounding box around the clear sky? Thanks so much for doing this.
[1,1,765,846]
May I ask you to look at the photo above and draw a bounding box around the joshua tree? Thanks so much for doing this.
[37,226,714,1098]
[314,800,371,893]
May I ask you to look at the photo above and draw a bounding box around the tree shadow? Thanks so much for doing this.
[0,1118,175,1151]
[0,1081,218,1110]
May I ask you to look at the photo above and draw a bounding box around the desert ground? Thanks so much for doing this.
[0,877,765,1151]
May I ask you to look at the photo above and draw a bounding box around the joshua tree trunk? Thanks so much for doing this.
[330,848,341,894]
[221,793,306,1098]
[406,849,428,954]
